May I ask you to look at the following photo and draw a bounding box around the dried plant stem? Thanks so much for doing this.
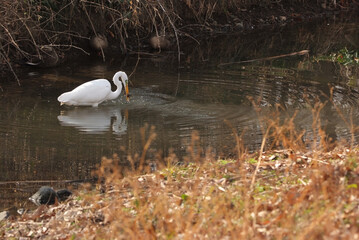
[297,204,337,240]
[250,126,271,191]
[14,11,40,57]
[82,1,106,62]
[0,51,20,85]
[156,0,181,63]
[139,126,157,172]
[224,119,245,162]
[128,29,141,86]
[48,44,90,55]
[326,87,359,148]
[0,23,30,57]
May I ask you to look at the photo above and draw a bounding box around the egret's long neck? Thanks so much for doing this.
[107,71,126,100]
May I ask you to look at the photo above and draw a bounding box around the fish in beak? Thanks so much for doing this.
[125,84,130,102]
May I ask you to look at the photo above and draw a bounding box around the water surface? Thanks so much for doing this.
[1,17,359,210]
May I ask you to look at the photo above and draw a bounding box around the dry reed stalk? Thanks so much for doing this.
[139,125,157,172]
[325,86,359,148]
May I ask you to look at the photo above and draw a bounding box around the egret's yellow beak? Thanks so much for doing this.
[125,84,130,102]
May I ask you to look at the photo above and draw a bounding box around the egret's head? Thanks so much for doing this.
[114,71,130,102]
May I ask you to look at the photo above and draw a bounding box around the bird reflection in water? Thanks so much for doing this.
[57,107,128,134]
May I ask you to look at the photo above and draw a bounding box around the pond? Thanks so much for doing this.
[1,17,359,210]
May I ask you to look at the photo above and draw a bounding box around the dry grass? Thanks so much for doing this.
[2,97,359,239]
[2,147,359,239]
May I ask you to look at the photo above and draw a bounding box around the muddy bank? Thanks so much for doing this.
[0,0,358,81]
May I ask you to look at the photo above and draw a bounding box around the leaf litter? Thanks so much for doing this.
[1,145,359,239]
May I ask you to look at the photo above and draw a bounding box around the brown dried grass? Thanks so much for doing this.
[2,147,359,239]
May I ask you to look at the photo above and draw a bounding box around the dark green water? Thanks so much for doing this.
[1,17,359,210]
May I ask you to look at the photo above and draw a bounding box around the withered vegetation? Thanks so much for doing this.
[0,0,358,80]
[2,95,359,239]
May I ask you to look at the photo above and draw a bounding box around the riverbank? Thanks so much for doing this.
[1,145,359,239]
[0,1,358,81]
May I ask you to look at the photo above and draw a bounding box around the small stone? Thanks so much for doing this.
[17,208,25,215]
[29,186,57,206]
[0,211,9,221]
[29,187,72,206]
[56,189,72,202]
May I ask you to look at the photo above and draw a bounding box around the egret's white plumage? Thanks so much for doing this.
[58,71,129,107]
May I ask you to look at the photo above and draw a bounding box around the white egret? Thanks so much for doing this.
[58,71,130,107]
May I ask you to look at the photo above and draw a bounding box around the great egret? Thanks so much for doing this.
[58,71,130,107]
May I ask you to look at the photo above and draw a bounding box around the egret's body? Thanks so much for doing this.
[58,71,129,107]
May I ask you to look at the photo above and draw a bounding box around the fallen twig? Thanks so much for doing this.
[218,50,310,66]
[48,44,90,55]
